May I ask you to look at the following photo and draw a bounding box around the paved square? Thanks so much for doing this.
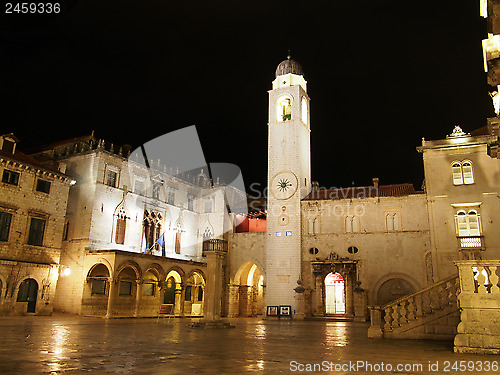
[0,316,497,374]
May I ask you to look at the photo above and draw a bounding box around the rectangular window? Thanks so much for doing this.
[187,194,195,211]
[2,169,20,185]
[0,212,12,242]
[134,180,143,195]
[168,191,175,205]
[143,283,155,296]
[115,218,126,244]
[152,182,161,200]
[36,179,51,194]
[175,232,181,254]
[106,170,117,187]
[205,198,213,213]
[27,218,45,246]
[91,279,106,295]
[119,281,132,295]
[2,139,15,154]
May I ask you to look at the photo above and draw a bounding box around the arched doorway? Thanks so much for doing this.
[165,269,183,315]
[17,278,38,313]
[185,272,205,316]
[233,262,264,317]
[325,272,345,315]
[164,276,176,305]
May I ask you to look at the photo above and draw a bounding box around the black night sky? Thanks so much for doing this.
[1,0,494,194]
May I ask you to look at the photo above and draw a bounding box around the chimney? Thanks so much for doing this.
[372,177,379,188]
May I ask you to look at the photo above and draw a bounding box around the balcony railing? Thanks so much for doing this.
[458,236,483,249]
[202,239,228,252]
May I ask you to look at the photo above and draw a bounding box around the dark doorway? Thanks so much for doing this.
[164,276,176,305]
[17,278,38,313]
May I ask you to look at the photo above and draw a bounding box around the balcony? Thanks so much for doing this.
[202,239,228,253]
[458,236,483,249]
[457,236,485,260]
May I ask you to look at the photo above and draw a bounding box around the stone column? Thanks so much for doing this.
[174,284,183,316]
[105,277,116,318]
[134,280,142,317]
[344,271,354,318]
[227,284,239,317]
[203,249,226,321]
[353,288,367,322]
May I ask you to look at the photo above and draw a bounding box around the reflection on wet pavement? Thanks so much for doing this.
[0,316,496,374]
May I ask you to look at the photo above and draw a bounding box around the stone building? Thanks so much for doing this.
[26,132,245,317]
[0,133,73,315]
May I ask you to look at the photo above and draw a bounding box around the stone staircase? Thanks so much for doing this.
[368,274,460,340]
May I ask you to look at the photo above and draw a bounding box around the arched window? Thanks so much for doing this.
[452,161,474,185]
[345,216,352,233]
[452,162,463,185]
[277,97,292,122]
[301,97,308,125]
[455,210,481,236]
[385,214,393,231]
[462,161,474,184]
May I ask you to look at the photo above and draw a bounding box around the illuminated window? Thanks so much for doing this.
[277,97,292,122]
[452,162,463,185]
[301,97,308,125]
[455,210,481,237]
[462,161,474,184]
[452,161,474,185]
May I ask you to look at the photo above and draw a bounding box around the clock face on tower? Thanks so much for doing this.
[270,171,298,200]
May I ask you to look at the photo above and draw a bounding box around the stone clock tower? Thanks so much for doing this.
[265,55,311,317]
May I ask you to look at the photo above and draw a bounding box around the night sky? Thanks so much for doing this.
[1,0,494,194]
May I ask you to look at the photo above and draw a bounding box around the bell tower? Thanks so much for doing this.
[265,54,311,317]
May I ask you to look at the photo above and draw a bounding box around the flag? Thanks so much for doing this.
[156,233,166,256]
[142,229,147,254]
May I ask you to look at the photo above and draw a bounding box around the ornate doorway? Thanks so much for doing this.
[325,272,345,314]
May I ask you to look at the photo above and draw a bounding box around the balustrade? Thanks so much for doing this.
[370,274,459,337]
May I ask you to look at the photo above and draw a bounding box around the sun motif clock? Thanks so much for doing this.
[270,171,298,200]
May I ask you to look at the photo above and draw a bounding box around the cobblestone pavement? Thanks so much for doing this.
[0,315,497,375]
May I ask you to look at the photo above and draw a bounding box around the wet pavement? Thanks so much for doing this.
[0,316,497,374]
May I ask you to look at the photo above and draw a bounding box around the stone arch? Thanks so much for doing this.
[184,270,205,316]
[231,261,264,317]
[82,263,111,317]
[143,263,164,282]
[164,267,185,316]
[115,261,142,280]
[165,266,185,284]
[373,273,421,306]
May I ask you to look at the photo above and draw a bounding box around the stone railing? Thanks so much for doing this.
[454,260,500,354]
[368,274,459,339]
[202,239,228,252]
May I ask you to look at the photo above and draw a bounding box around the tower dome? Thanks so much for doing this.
[275,54,304,77]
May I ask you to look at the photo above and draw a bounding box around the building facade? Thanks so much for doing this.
[0,133,72,315]
[26,133,244,317]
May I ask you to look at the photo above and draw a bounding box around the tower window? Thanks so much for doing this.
[277,97,292,122]
[301,97,308,125]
